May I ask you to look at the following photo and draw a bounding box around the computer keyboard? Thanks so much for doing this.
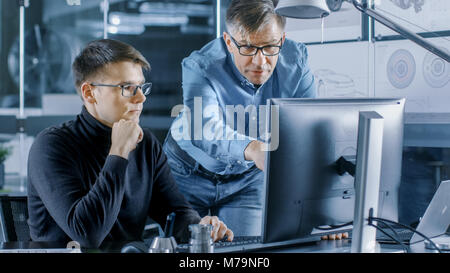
[375,228,414,243]
[214,236,262,248]
[177,236,261,252]
[177,235,323,253]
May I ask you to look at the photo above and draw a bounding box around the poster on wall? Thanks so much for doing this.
[305,42,370,98]
[285,0,362,44]
[374,0,450,38]
[374,37,450,113]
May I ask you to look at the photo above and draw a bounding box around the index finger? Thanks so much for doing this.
[225,228,234,242]
[210,216,220,240]
[199,216,211,225]
[137,126,144,143]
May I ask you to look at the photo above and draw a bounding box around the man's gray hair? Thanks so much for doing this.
[225,0,286,39]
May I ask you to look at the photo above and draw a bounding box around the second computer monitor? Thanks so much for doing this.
[262,98,405,243]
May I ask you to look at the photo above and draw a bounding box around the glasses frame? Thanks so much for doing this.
[229,34,283,57]
[90,82,152,97]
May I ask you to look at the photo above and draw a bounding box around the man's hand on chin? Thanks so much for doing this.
[109,119,143,159]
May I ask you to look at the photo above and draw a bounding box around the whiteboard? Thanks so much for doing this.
[374,37,450,113]
[306,42,371,98]
[374,0,450,38]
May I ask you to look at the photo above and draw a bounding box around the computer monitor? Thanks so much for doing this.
[261,98,405,243]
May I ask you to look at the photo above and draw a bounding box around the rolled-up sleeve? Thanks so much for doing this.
[175,58,255,165]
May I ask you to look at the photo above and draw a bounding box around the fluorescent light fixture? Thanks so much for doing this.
[110,14,121,25]
[108,12,189,27]
[108,25,118,34]
[107,24,145,35]
[139,2,212,17]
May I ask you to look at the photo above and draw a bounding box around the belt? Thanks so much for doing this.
[166,133,257,183]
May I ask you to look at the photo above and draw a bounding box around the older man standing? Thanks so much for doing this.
[163,0,317,237]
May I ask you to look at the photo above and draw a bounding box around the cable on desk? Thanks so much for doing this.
[376,220,402,243]
[369,216,442,253]
[368,222,409,253]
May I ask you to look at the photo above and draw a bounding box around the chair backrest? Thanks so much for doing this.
[0,195,31,242]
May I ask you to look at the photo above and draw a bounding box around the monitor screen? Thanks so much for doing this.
[262,98,405,243]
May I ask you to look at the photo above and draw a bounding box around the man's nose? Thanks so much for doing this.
[133,88,146,103]
[252,49,267,66]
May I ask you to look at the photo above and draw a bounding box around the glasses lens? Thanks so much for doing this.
[121,84,153,97]
[239,46,257,56]
[122,85,136,97]
[262,46,280,56]
[142,83,152,95]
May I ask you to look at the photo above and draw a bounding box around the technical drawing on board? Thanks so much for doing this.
[386,49,416,89]
[422,48,450,89]
[374,0,450,37]
[315,69,367,98]
[389,0,425,13]
[306,42,370,99]
[374,38,450,113]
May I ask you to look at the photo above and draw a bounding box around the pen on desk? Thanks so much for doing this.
[164,212,176,238]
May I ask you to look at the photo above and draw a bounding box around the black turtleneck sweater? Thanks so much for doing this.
[27,107,201,248]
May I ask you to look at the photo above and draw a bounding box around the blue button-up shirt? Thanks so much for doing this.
[168,37,316,175]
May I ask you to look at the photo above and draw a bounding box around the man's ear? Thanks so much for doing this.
[81,82,97,104]
[223,32,233,53]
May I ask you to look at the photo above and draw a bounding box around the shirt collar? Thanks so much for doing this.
[80,106,112,139]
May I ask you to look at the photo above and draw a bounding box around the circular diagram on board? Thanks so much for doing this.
[387,49,416,89]
[423,48,450,88]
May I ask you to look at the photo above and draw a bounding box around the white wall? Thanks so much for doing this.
[286,1,450,113]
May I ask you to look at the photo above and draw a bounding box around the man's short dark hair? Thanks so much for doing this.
[72,39,150,96]
[225,0,286,38]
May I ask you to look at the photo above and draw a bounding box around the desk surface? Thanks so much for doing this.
[0,241,125,253]
[1,238,448,253]
[252,239,438,253]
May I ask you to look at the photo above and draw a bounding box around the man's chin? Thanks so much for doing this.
[246,72,271,85]
[130,117,140,123]
[248,76,268,86]
[123,114,140,123]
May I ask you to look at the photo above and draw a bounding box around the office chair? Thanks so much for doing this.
[0,195,31,242]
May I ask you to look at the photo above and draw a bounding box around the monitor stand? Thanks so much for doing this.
[351,111,384,253]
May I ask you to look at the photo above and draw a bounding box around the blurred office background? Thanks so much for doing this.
[0,0,230,190]
[0,0,449,227]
